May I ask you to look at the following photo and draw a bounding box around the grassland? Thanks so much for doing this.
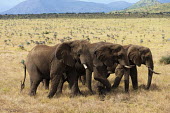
[114,3,170,13]
[0,17,170,113]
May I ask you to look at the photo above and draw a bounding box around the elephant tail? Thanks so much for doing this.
[20,60,26,92]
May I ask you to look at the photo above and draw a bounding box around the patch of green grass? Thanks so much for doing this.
[159,55,170,64]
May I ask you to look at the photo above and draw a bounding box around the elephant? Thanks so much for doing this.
[55,42,132,95]
[20,40,93,98]
[88,42,132,93]
[110,44,160,90]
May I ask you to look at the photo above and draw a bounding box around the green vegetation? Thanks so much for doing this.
[127,0,160,10]
[0,13,170,20]
[124,3,170,13]
[160,55,170,64]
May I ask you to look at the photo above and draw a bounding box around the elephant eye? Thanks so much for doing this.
[77,50,82,56]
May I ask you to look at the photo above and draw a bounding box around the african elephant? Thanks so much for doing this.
[111,44,160,90]
[56,42,132,94]
[20,40,93,98]
[89,42,132,93]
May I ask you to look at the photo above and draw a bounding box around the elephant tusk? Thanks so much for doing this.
[124,65,135,68]
[148,68,161,75]
[83,64,88,69]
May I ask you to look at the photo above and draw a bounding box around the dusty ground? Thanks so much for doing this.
[0,18,170,113]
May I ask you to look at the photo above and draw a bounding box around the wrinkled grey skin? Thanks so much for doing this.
[111,44,160,90]
[21,40,93,98]
[89,42,131,93]
[56,61,92,95]
[56,42,131,94]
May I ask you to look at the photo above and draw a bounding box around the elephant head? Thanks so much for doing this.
[127,45,160,89]
[93,43,131,92]
[55,40,93,93]
[127,45,142,66]
[55,40,92,69]
[138,46,160,89]
[94,43,131,68]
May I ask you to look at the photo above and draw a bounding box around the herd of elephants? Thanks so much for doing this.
[20,40,160,98]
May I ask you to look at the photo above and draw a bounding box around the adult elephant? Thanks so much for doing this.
[111,44,160,90]
[89,42,132,93]
[21,40,93,98]
[56,42,132,94]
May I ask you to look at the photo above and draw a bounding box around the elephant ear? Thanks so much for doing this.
[55,43,75,67]
[127,46,136,60]
[110,44,122,56]
[94,45,111,61]
[139,47,150,54]
[93,57,103,67]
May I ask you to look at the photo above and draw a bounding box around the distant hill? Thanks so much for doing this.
[107,1,133,10]
[127,0,160,9]
[111,3,170,13]
[158,0,170,3]
[1,0,133,14]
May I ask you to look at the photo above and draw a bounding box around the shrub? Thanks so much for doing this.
[18,45,25,50]
[159,55,170,64]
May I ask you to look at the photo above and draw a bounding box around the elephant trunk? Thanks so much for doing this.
[80,54,93,93]
[118,56,130,92]
[146,60,154,89]
[86,69,93,94]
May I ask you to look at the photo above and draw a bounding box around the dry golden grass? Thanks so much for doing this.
[0,18,170,113]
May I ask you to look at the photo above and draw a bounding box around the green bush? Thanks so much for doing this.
[160,55,170,64]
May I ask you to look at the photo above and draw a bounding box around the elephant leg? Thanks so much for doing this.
[48,73,63,98]
[112,67,124,89]
[56,75,67,94]
[93,66,111,91]
[112,75,123,89]
[28,67,42,96]
[30,79,33,88]
[79,75,86,85]
[29,80,41,96]
[68,69,81,97]
[44,79,50,90]
[130,66,138,90]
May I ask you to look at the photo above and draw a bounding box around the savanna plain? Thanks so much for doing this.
[0,17,170,113]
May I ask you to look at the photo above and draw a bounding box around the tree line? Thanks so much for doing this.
[0,12,170,19]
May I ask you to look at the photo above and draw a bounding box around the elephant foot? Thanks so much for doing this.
[97,86,107,96]
[70,92,83,98]
[55,91,62,96]
[89,90,94,95]
[99,94,105,101]
[70,90,84,98]
[111,85,118,90]
[145,86,150,90]
[47,92,56,98]
[29,91,36,96]
[133,86,138,90]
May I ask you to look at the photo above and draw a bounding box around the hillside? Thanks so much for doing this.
[107,1,133,11]
[115,3,170,13]
[158,0,170,3]
[127,0,161,9]
[1,0,133,14]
